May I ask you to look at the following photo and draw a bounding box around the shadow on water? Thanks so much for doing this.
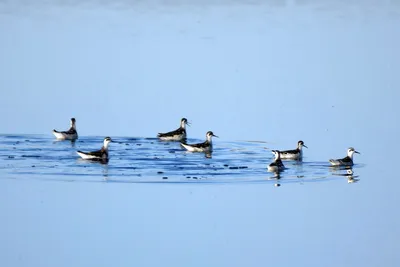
[0,135,363,185]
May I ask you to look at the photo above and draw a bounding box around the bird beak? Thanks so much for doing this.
[213,134,219,138]
[355,151,360,154]
[303,144,308,148]
[187,121,191,127]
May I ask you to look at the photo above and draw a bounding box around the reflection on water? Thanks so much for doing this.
[330,167,360,184]
[0,134,362,185]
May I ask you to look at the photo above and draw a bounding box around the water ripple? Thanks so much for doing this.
[0,135,361,185]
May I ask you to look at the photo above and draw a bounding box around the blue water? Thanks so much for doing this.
[1,0,400,266]
[0,134,358,184]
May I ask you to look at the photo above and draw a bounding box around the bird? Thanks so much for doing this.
[278,140,308,160]
[180,131,218,152]
[158,118,190,141]
[329,147,360,166]
[53,118,78,140]
[268,150,285,172]
[77,137,113,161]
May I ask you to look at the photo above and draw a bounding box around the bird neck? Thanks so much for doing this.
[180,121,186,129]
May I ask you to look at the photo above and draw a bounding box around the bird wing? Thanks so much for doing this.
[79,149,104,157]
[280,148,299,155]
[158,127,184,137]
[186,141,209,148]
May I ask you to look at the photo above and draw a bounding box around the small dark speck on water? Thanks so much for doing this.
[162,177,168,179]
[193,177,198,179]
[31,165,35,167]
[8,156,14,159]
[239,166,248,169]
[136,144,141,146]
[275,184,281,187]
[157,171,164,174]
[223,164,229,167]
[186,176,191,178]
[229,167,239,169]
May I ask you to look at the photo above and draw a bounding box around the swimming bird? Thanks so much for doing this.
[268,150,285,172]
[278,140,308,160]
[53,118,78,140]
[329,147,360,166]
[77,137,112,161]
[180,131,218,152]
[158,118,190,141]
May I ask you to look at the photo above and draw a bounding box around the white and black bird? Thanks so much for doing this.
[329,147,360,166]
[158,118,190,141]
[53,118,78,140]
[77,137,113,161]
[181,131,218,152]
[278,140,308,160]
[268,150,285,172]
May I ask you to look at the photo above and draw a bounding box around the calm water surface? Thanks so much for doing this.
[0,134,359,184]
[1,0,400,267]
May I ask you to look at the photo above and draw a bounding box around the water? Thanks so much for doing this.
[1,0,400,266]
[0,134,357,184]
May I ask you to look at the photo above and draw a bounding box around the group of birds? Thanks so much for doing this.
[53,117,361,171]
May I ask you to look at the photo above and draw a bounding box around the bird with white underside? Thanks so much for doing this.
[181,131,218,152]
[77,137,113,161]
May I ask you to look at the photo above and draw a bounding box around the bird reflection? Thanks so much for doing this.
[205,152,212,159]
[102,164,109,180]
[345,169,360,183]
[330,167,360,183]
[269,171,282,187]
[53,139,76,148]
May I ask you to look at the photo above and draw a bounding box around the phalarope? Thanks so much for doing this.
[77,137,113,161]
[181,131,218,152]
[268,150,285,172]
[53,118,78,140]
[158,118,190,141]
[329,147,360,166]
[278,140,308,160]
